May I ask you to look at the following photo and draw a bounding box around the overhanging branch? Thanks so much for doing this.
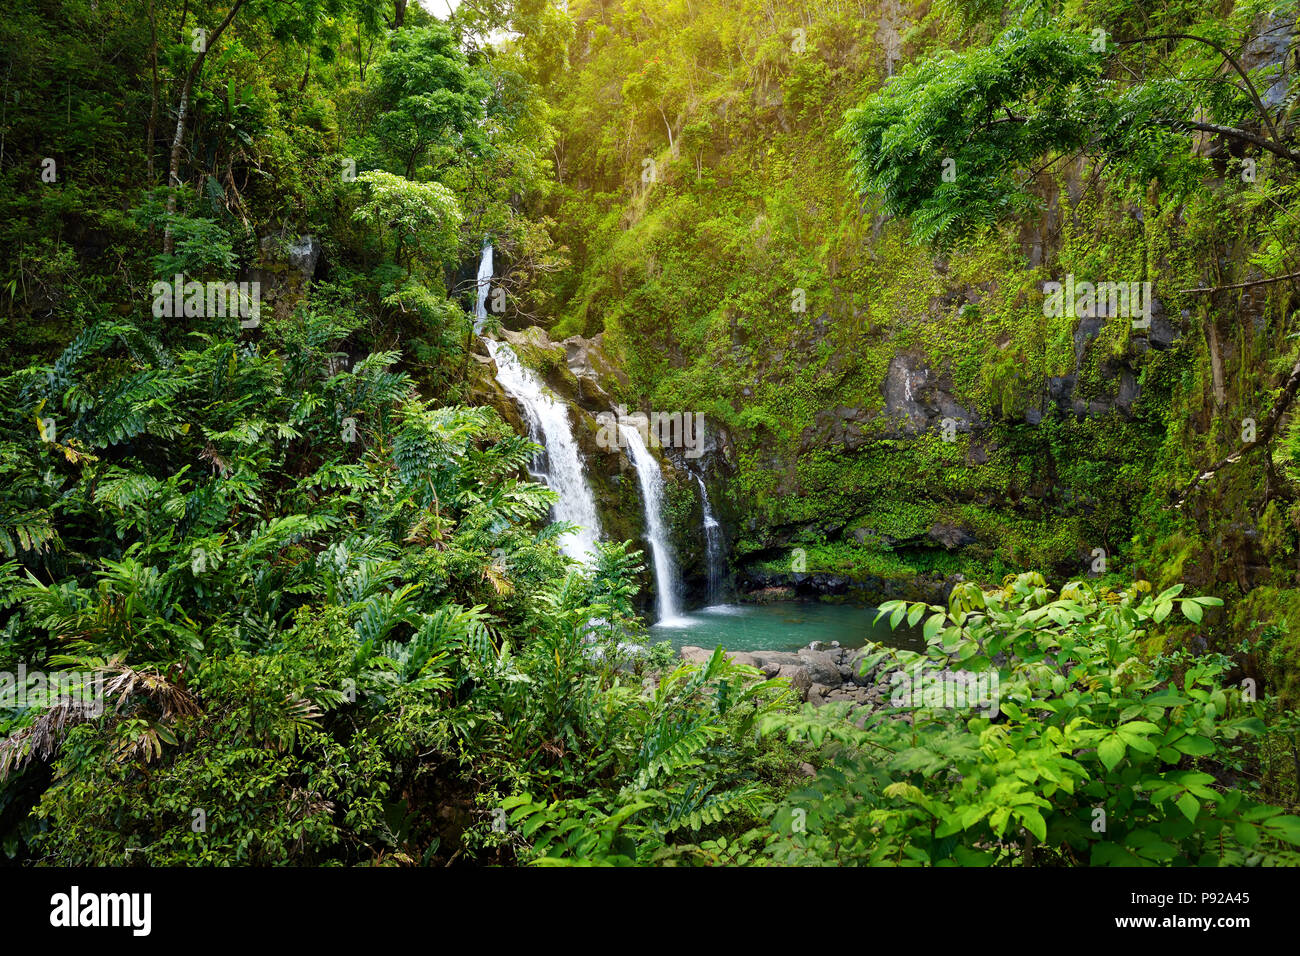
[1115,33,1284,149]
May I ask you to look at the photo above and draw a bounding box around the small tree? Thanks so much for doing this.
[371,25,492,178]
[352,170,463,277]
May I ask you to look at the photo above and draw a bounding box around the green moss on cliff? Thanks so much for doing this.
[526,0,1300,665]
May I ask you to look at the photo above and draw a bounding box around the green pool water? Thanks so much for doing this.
[648,602,925,653]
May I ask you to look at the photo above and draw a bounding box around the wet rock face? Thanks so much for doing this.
[881,353,976,437]
[466,353,529,436]
[800,351,981,451]
[802,405,874,452]
[471,327,642,554]
[285,235,321,279]
[556,328,739,603]
[256,232,322,282]
[249,232,324,320]
[1241,11,1296,109]
[563,332,629,414]
[1072,315,1105,366]
[735,567,955,606]
[1036,300,1184,420]
[1115,367,1141,408]
[927,522,977,550]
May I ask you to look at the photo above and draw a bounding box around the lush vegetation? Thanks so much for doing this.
[775,578,1300,867]
[2,0,1300,867]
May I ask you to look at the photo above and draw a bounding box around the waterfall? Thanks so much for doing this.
[696,475,726,605]
[473,241,494,334]
[618,422,684,624]
[476,239,603,563]
[484,339,603,564]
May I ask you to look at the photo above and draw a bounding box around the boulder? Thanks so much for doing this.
[778,663,813,699]
[751,650,802,669]
[827,685,870,705]
[679,645,712,665]
[927,522,977,550]
[846,649,877,684]
[285,234,322,279]
[562,333,629,413]
[797,650,843,687]
[250,232,324,320]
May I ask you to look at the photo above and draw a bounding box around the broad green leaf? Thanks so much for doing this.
[1097,734,1126,771]
[1018,808,1047,842]
[1174,735,1214,757]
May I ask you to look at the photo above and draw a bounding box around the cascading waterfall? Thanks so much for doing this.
[619,422,684,624]
[473,240,494,333]
[696,475,726,605]
[486,339,603,562]
[478,243,603,563]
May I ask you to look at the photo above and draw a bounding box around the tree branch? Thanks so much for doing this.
[1149,117,1300,165]
[1184,271,1300,294]
[1114,33,1283,149]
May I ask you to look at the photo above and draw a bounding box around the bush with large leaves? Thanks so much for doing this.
[762,574,1300,866]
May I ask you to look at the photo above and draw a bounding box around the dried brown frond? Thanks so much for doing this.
[481,557,514,596]
[103,657,201,720]
[0,704,93,778]
[59,439,99,465]
[404,508,448,547]
[199,443,231,477]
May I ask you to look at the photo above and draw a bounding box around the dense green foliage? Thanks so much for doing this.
[770,576,1300,866]
[2,0,1300,868]
[0,308,797,863]
[838,18,1293,247]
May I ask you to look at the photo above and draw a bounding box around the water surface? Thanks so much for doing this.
[649,602,925,653]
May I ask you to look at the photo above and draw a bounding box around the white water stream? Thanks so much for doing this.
[478,244,602,563]
[619,422,684,624]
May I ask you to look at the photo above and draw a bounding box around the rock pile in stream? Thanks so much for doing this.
[679,642,890,713]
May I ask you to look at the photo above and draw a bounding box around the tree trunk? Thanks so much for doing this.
[1176,283,1300,508]
[146,0,160,184]
[162,0,248,256]
[356,21,365,82]
[659,107,675,156]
